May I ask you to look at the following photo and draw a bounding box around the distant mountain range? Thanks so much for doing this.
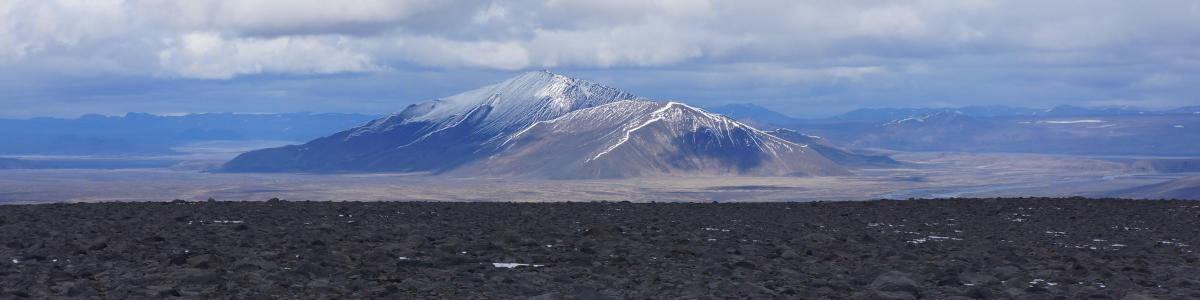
[705,103,801,128]
[708,104,1200,156]
[0,112,379,155]
[224,71,857,178]
[0,157,44,169]
[708,103,1200,126]
[5,72,1194,175]
[1114,176,1200,200]
[763,129,899,167]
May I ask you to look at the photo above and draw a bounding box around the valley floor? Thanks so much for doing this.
[0,152,1196,204]
[1,199,1197,298]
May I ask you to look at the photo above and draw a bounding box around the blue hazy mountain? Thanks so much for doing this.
[1167,106,1200,115]
[763,129,900,167]
[825,106,1044,122]
[0,112,379,155]
[0,157,44,169]
[705,103,800,127]
[790,108,1200,156]
[223,71,850,178]
[819,105,1195,123]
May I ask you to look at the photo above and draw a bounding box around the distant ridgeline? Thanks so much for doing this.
[708,104,1200,156]
[0,113,379,155]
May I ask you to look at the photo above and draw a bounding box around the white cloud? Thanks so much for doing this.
[0,0,130,62]
[158,32,382,79]
[0,0,1199,86]
[828,66,888,81]
[392,36,530,70]
[527,25,707,68]
[1134,72,1183,88]
[852,5,928,38]
[144,0,458,36]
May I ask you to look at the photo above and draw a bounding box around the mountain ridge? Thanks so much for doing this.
[465,100,847,178]
[223,71,851,178]
[705,103,800,127]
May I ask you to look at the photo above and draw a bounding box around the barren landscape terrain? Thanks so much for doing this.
[2,199,1197,298]
[0,151,1195,204]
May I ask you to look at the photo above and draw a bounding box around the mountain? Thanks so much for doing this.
[880,109,974,127]
[823,105,1200,123]
[705,103,799,127]
[1027,104,1200,117]
[469,101,846,178]
[823,106,1032,123]
[1167,106,1200,115]
[789,108,1200,156]
[0,112,379,155]
[223,71,642,173]
[826,108,947,123]
[1129,159,1200,173]
[838,110,998,152]
[955,106,1042,118]
[1033,105,1149,117]
[1113,176,1200,200]
[764,129,899,167]
[0,157,45,169]
[224,71,850,178]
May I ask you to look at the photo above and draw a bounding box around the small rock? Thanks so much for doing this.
[870,271,920,294]
[731,261,757,270]
[871,291,916,300]
[168,253,191,266]
[156,288,182,297]
[780,249,800,259]
[87,240,108,251]
[958,272,997,285]
[1120,294,1157,300]
[1168,277,1199,288]
[172,268,220,284]
[186,254,213,269]
[991,265,1021,280]
[526,292,562,300]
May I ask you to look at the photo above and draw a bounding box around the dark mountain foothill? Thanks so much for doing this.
[1,198,1197,298]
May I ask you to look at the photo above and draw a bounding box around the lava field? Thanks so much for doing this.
[1,198,1198,299]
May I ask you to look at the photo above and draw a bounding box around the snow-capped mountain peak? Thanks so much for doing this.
[346,71,640,141]
[224,71,852,178]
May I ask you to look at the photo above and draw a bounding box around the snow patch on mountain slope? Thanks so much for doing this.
[343,70,642,141]
[588,103,675,162]
[883,110,965,126]
[527,101,809,163]
[768,128,823,140]
[474,99,845,178]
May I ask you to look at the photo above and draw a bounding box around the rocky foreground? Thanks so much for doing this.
[1,198,1198,299]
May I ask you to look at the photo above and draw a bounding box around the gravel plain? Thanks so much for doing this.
[1,198,1198,299]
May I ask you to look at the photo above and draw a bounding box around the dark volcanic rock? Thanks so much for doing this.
[0,198,1198,298]
[872,271,921,293]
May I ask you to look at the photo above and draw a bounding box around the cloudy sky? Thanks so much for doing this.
[2,0,1199,118]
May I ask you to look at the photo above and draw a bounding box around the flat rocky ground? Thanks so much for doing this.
[1,198,1198,299]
